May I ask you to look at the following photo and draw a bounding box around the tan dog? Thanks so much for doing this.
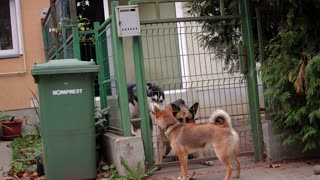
[156,99,199,163]
[154,106,240,180]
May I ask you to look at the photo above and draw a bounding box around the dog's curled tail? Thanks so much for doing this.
[210,109,233,128]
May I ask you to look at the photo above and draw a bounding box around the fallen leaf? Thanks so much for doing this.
[147,176,156,180]
[271,163,281,168]
[13,175,19,179]
[34,176,46,180]
[256,162,270,168]
[23,172,29,177]
[162,176,176,180]
[199,170,210,175]
[3,177,14,180]
[35,176,46,180]
[30,172,39,178]
[189,171,196,179]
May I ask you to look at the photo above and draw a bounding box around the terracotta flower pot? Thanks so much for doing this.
[1,119,23,140]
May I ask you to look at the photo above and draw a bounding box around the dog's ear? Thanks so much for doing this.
[189,102,199,116]
[146,82,153,88]
[154,105,160,114]
[166,104,173,111]
[146,82,153,91]
[170,104,181,117]
[146,83,152,96]
[132,85,137,97]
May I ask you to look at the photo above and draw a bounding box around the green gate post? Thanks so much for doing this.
[239,0,264,161]
[129,1,154,167]
[111,1,131,136]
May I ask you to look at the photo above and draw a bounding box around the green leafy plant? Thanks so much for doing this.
[94,106,109,164]
[0,111,28,123]
[261,0,320,152]
[187,0,320,152]
[48,0,94,44]
[0,111,14,121]
[0,111,14,129]
[120,156,157,180]
[98,163,126,179]
[28,90,41,135]
[186,0,241,72]
[0,111,28,133]
[8,133,42,177]
[76,0,94,44]
[97,157,157,180]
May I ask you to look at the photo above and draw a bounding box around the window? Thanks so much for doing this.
[0,0,23,58]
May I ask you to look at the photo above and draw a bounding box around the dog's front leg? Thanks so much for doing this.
[131,125,137,136]
[177,152,188,180]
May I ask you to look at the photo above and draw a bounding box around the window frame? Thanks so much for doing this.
[0,0,23,59]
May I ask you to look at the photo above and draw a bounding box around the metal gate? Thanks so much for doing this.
[94,0,263,166]
[135,0,263,166]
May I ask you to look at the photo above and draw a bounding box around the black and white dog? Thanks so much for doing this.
[127,82,165,135]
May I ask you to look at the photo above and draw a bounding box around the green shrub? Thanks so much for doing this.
[262,1,320,152]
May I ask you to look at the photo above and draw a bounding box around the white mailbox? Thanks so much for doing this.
[115,5,141,37]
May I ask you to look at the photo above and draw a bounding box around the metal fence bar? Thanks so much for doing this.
[98,17,112,32]
[239,0,263,161]
[69,0,81,60]
[140,15,240,25]
[52,0,59,59]
[94,17,123,134]
[130,0,154,167]
[131,0,192,4]
[111,1,131,136]
[41,22,50,61]
[94,22,109,111]
[132,35,154,167]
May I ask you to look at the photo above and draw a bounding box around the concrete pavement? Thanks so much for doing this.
[151,156,320,180]
[0,141,12,178]
[1,140,320,180]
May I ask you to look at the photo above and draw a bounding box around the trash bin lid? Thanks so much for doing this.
[31,59,100,75]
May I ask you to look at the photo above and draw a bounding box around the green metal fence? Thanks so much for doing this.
[93,4,153,165]
[42,0,100,96]
[140,20,252,166]
[42,0,133,137]
[42,0,80,61]
[135,0,263,165]
[94,2,132,138]
[140,20,254,165]
[42,0,264,167]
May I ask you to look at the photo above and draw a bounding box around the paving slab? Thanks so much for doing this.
[0,140,12,178]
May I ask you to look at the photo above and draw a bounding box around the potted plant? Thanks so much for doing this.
[0,111,24,140]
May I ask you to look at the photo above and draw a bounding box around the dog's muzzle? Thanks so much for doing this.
[149,101,160,115]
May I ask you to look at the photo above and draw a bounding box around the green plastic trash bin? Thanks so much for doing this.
[31,59,99,180]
